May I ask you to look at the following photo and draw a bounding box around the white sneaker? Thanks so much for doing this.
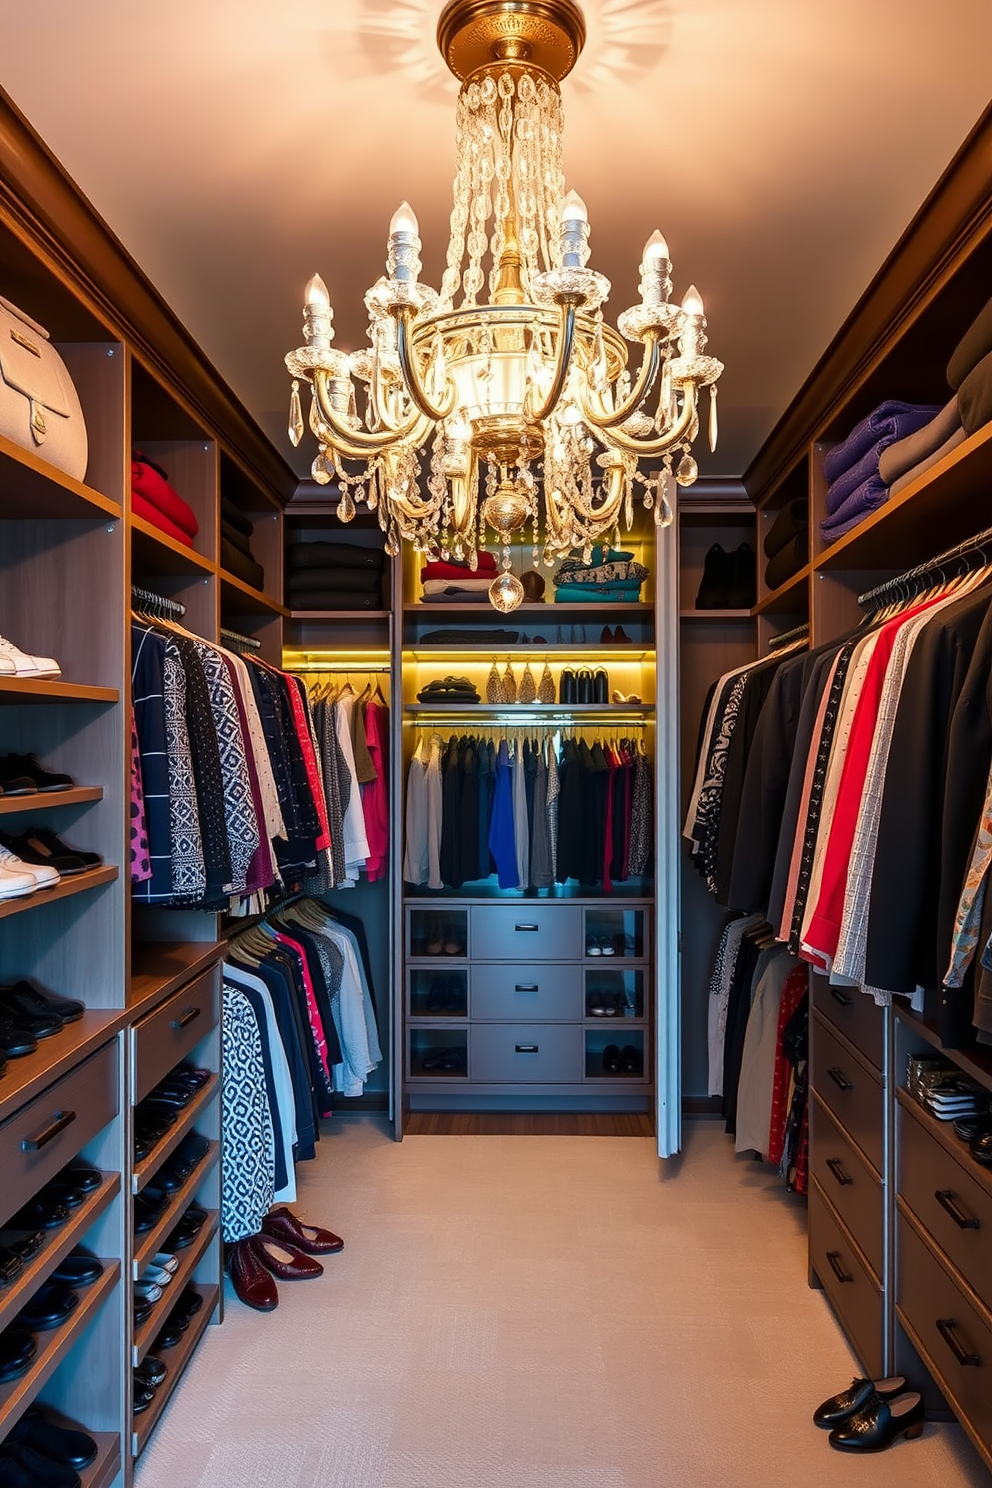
[0,857,38,900]
[0,635,61,678]
[0,845,59,890]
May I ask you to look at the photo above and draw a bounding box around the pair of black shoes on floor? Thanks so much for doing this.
[133,1354,169,1415]
[695,542,756,609]
[0,1405,97,1488]
[814,1375,924,1452]
[425,979,465,1015]
[0,979,85,1066]
[602,1043,642,1075]
[559,668,608,705]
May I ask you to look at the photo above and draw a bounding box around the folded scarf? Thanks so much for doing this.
[821,401,940,484]
[419,591,491,604]
[131,490,194,547]
[287,540,385,571]
[763,499,807,560]
[286,566,382,594]
[221,538,265,591]
[290,591,384,611]
[764,533,807,592]
[131,458,199,538]
[221,519,254,559]
[959,347,992,436]
[422,577,494,595]
[553,582,642,604]
[889,426,968,499]
[421,554,497,580]
[948,293,992,391]
[820,473,889,545]
[877,397,961,484]
[220,496,253,538]
[555,559,649,588]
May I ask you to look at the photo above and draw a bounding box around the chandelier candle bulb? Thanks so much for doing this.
[387,201,423,285]
[559,190,591,269]
[304,273,333,352]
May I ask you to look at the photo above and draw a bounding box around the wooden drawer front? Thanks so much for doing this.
[472,964,582,1022]
[812,1015,882,1174]
[898,1212,992,1450]
[811,978,884,1072]
[470,905,582,962]
[470,1023,582,1083]
[133,967,219,1103]
[0,1041,118,1228]
[811,1095,883,1280]
[809,1178,883,1379]
[899,1102,992,1314]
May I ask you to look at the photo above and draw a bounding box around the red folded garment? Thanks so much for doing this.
[421,554,497,580]
[132,490,194,547]
[131,459,199,539]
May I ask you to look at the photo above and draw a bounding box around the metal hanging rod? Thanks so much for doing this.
[290,663,392,674]
[220,626,262,652]
[858,522,992,611]
[131,585,186,618]
[768,621,809,652]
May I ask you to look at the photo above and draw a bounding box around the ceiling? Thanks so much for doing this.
[0,0,990,481]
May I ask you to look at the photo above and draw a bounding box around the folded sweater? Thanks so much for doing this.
[287,541,384,571]
[765,533,807,591]
[290,590,384,611]
[889,426,968,499]
[877,397,961,484]
[959,347,992,436]
[948,293,992,390]
[131,459,199,539]
[132,490,194,547]
[822,401,940,485]
[820,473,889,544]
[763,499,807,560]
[221,519,254,559]
[421,554,497,580]
[286,565,382,595]
[221,538,265,591]
[220,496,253,538]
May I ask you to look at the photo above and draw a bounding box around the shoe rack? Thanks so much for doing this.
[0,90,295,1484]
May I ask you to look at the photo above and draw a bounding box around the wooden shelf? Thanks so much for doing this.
[752,565,810,615]
[289,609,390,621]
[408,645,652,661]
[218,570,287,617]
[0,1261,120,1431]
[0,786,103,816]
[133,1077,220,1195]
[0,1012,124,1127]
[0,679,118,705]
[0,433,121,521]
[79,1433,121,1488]
[679,609,753,620]
[0,865,118,924]
[133,1142,220,1274]
[132,1282,218,1457]
[815,420,992,572]
[133,1213,218,1366]
[129,942,223,1017]
[130,516,214,578]
[895,1002,992,1097]
[405,703,654,718]
[0,1175,119,1336]
[405,602,653,618]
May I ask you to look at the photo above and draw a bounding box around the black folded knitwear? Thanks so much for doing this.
[765,533,808,592]
[221,538,265,591]
[287,541,385,571]
[221,519,254,559]
[290,591,383,611]
[416,675,480,703]
[286,565,383,595]
[220,496,253,538]
[763,499,808,560]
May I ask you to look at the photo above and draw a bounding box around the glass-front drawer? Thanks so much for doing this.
[584,908,647,959]
[408,968,468,1019]
[407,907,468,959]
[584,968,644,1020]
[408,1028,468,1078]
[584,1029,646,1080]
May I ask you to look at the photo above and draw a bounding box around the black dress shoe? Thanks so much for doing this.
[133,1295,155,1327]
[0,1444,80,1488]
[15,1280,79,1331]
[0,754,73,793]
[971,1130,992,1165]
[132,1384,156,1415]
[39,1182,85,1211]
[620,1043,642,1075]
[0,1246,23,1286]
[58,1163,101,1192]
[12,828,101,872]
[0,1326,37,1381]
[51,1250,104,1286]
[426,979,444,1013]
[9,1197,70,1231]
[0,990,62,1040]
[2,980,85,1026]
[171,1287,203,1329]
[0,1016,38,1058]
[813,1375,907,1429]
[0,832,87,877]
[166,1205,207,1250]
[10,1407,97,1469]
[134,1190,170,1232]
[0,1228,44,1260]
[602,1044,621,1074]
[828,1390,925,1452]
[135,1355,168,1387]
[952,1112,992,1142]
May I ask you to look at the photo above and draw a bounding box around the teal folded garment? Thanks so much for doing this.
[553,583,642,603]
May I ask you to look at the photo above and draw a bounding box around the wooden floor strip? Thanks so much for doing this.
[404,1112,654,1137]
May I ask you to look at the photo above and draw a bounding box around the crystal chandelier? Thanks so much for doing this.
[285,0,723,611]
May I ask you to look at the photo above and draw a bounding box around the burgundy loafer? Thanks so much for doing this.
[227,1239,278,1312]
[262,1206,344,1255]
[250,1233,323,1280]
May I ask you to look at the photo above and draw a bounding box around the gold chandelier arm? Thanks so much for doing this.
[311,370,428,455]
[394,308,456,422]
[581,332,661,429]
[571,460,627,526]
[527,297,580,421]
[596,383,699,457]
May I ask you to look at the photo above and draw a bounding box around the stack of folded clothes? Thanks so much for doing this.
[221,497,265,591]
[694,542,756,608]
[286,540,387,610]
[553,547,649,604]
[415,676,481,705]
[763,500,808,591]
[820,401,941,544]
[420,551,498,603]
[132,453,199,547]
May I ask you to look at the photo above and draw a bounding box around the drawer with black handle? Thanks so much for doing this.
[469,905,582,962]
[471,964,582,1022]
[811,977,883,1073]
[470,1023,582,1084]
[811,1094,883,1280]
[809,1176,883,1379]
[132,966,220,1104]
[811,1012,883,1175]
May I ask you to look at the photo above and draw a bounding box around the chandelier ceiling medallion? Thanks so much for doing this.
[286,0,723,611]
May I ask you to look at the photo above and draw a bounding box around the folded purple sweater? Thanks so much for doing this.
[820,472,890,545]
[822,401,940,486]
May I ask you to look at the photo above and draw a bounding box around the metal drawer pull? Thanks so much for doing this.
[936,1317,980,1367]
[22,1109,76,1151]
[935,1190,980,1230]
[515,1044,539,1053]
[826,1158,852,1187]
[171,1006,201,1031]
[826,1250,853,1284]
[827,1066,853,1091]
[830,988,853,1008]
[514,924,539,932]
[514,984,539,993]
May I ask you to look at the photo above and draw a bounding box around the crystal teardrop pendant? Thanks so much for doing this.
[709,384,719,453]
[339,487,356,522]
[676,451,698,486]
[489,572,525,613]
[288,380,304,447]
[656,467,675,528]
[656,360,672,432]
[311,451,333,485]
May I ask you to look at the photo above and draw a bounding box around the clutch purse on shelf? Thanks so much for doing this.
[0,295,88,481]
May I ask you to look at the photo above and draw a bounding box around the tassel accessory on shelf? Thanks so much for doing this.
[486,659,506,704]
[519,662,536,703]
[538,661,556,703]
[502,660,517,704]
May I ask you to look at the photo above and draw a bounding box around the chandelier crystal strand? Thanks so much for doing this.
[285,0,722,611]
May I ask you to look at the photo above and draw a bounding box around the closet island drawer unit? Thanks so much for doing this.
[132,966,221,1103]
[0,1041,119,1226]
[810,1177,883,1378]
[811,1095,883,1280]
[470,1023,583,1084]
[471,964,583,1022]
[469,904,582,962]
[811,978,884,1072]
[811,1012,883,1174]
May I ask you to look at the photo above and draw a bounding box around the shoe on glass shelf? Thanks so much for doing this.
[0,754,73,793]
[0,637,60,679]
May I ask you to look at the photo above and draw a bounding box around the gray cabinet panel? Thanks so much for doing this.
[471,964,582,1022]
[470,1023,582,1083]
[812,1013,883,1175]
[810,1177,883,1379]
[898,1099,992,1315]
[811,1094,883,1281]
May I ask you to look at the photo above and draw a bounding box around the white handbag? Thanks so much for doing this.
[0,295,88,481]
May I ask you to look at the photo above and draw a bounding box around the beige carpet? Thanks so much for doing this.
[136,1119,989,1488]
